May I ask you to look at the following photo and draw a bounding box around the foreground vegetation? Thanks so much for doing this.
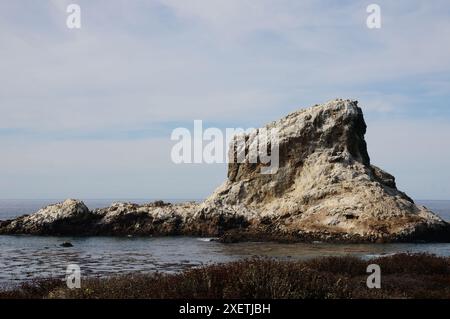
[1,254,449,299]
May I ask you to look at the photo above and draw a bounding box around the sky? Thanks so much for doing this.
[0,0,450,200]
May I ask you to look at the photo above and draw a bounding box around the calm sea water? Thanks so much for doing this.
[0,199,449,287]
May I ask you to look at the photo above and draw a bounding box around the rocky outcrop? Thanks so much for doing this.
[1,99,449,242]
[0,199,95,235]
[0,200,246,237]
[200,99,450,242]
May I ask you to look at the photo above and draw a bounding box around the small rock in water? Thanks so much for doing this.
[60,242,73,247]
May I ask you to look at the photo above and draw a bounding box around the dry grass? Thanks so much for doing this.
[1,253,449,299]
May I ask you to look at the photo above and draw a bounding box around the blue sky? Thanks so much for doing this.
[0,0,450,200]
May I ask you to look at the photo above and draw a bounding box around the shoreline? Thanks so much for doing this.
[1,253,449,299]
[1,236,449,289]
[1,200,449,244]
[2,225,450,244]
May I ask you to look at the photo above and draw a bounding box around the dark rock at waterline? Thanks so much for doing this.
[0,99,449,243]
[60,242,73,248]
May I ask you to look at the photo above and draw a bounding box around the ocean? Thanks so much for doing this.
[0,199,449,287]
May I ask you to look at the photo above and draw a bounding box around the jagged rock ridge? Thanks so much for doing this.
[1,99,449,242]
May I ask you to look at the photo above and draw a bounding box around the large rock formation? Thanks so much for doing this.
[1,99,449,242]
[199,99,449,242]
